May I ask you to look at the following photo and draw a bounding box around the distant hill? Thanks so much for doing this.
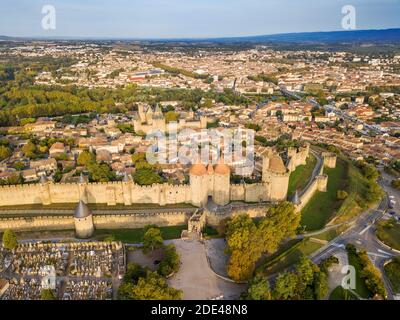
[214,28,400,44]
[1,28,400,45]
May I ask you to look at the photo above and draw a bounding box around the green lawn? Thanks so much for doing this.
[287,154,317,199]
[347,250,372,299]
[333,161,373,224]
[376,221,400,251]
[384,259,400,293]
[329,286,357,300]
[299,148,380,232]
[259,238,324,276]
[94,225,186,243]
[301,159,347,231]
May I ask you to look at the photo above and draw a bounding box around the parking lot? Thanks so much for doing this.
[167,239,245,300]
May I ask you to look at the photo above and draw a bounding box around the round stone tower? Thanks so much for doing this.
[189,163,208,207]
[74,200,94,239]
[213,162,231,206]
[264,153,290,202]
[322,152,337,169]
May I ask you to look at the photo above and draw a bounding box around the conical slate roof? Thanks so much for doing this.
[74,201,92,219]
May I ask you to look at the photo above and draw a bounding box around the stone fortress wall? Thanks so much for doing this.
[0,148,294,208]
[0,211,191,233]
[0,144,338,234]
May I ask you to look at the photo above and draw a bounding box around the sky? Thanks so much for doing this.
[0,0,399,39]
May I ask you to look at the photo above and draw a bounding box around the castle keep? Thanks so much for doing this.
[132,104,208,134]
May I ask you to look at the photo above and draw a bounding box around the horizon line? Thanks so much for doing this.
[1,27,400,42]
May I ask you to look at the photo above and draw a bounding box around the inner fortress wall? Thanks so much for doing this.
[0,211,191,233]
[0,181,192,207]
[205,206,268,227]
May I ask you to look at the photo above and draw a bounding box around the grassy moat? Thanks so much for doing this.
[300,154,379,231]
[287,153,317,199]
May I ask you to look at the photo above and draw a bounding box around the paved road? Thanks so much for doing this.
[381,171,400,214]
[310,179,399,300]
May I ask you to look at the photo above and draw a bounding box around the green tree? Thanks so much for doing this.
[226,215,260,281]
[122,271,182,300]
[313,271,329,300]
[242,275,271,300]
[134,168,163,186]
[123,263,147,284]
[40,289,57,300]
[13,161,25,170]
[2,229,18,250]
[337,190,349,200]
[391,179,400,190]
[366,182,383,204]
[158,244,180,277]
[295,255,317,298]
[77,151,95,166]
[0,145,11,160]
[257,202,300,254]
[22,141,37,158]
[226,203,300,282]
[273,272,298,300]
[296,255,315,287]
[164,111,179,123]
[142,227,164,253]
[87,162,115,182]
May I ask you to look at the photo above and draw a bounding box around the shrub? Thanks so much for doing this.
[337,190,349,200]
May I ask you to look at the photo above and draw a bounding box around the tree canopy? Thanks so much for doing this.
[2,229,18,250]
[134,168,163,186]
[77,150,95,166]
[118,269,182,300]
[226,202,300,281]
[142,227,164,253]
[40,289,57,300]
[0,145,11,160]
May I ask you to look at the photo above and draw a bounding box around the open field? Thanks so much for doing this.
[287,153,317,198]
